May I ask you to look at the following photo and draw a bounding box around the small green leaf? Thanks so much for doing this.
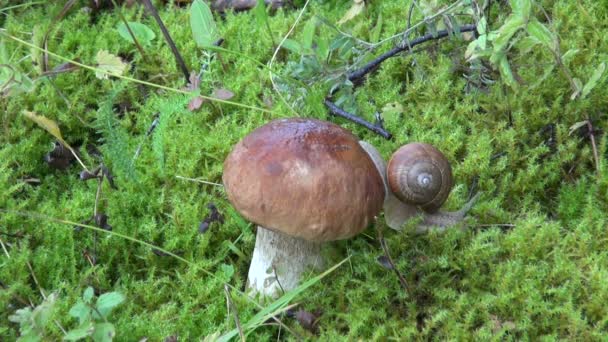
[497,55,518,89]
[302,18,316,53]
[253,0,268,29]
[516,36,540,54]
[83,287,95,303]
[526,19,554,48]
[64,323,95,341]
[281,39,302,54]
[477,17,487,35]
[581,62,606,99]
[493,15,525,54]
[510,0,532,21]
[561,49,579,65]
[95,292,124,319]
[117,22,155,46]
[571,77,582,100]
[370,13,383,42]
[190,0,219,48]
[338,0,365,25]
[92,323,115,342]
[69,301,91,325]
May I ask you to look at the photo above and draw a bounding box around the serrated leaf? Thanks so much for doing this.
[381,102,404,122]
[92,323,115,342]
[338,0,365,25]
[64,323,95,341]
[526,19,554,48]
[581,62,606,99]
[190,0,219,48]
[95,50,128,79]
[117,22,155,46]
[95,292,124,319]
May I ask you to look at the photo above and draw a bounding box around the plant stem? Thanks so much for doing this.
[112,0,148,61]
[138,0,189,83]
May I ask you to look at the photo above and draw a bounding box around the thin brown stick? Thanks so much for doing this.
[139,0,190,83]
[586,119,601,175]
[376,224,409,294]
[224,284,245,342]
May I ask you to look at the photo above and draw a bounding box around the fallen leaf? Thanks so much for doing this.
[287,308,323,334]
[198,203,224,234]
[181,71,201,92]
[188,96,205,111]
[338,0,365,25]
[22,111,66,145]
[212,88,234,100]
[95,50,128,79]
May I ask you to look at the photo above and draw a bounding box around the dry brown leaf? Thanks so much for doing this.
[23,111,66,145]
[212,88,234,100]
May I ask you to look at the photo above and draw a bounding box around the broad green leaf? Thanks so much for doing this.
[465,39,480,60]
[22,111,66,146]
[92,323,115,342]
[581,62,606,98]
[510,0,532,21]
[95,50,128,79]
[69,301,91,324]
[302,18,316,52]
[64,323,94,341]
[338,0,365,25]
[9,307,32,324]
[95,292,124,319]
[492,15,524,54]
[117,22,155,46]
[526,19,554,48]
[190,0,219,48]
[281,39,302,54]
[315,35,329,62]
[32,293,57,331]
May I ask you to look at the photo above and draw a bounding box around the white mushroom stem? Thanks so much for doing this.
[359,141,479,232]
[247,226,324,298]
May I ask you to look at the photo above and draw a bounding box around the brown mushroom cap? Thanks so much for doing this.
[223,118,385,242]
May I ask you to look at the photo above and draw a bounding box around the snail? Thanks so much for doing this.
[359,141,478,233]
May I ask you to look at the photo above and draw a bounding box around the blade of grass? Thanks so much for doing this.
[218,257,350,341]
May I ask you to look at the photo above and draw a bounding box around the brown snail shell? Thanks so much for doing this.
[387,143,453,212]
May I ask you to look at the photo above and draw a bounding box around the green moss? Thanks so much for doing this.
[1,0,608,340]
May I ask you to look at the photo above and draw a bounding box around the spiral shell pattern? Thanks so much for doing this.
[387,143,453,212]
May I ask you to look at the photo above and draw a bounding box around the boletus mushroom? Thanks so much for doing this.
[223,118,477,297]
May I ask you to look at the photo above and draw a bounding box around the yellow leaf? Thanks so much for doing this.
[338,0,365,25]
[95,50,128,80]
[22,110,66,145]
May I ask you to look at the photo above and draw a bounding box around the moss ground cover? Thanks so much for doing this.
[1,0,607,340]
